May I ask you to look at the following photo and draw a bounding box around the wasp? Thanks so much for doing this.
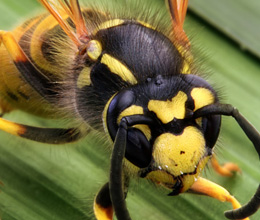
[0,0,259,219]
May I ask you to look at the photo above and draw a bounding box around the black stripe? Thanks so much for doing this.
[15,60,58,98]
[20,126,82,144]
[6,91,19,101]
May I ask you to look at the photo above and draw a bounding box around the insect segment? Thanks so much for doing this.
[0,0,260,220]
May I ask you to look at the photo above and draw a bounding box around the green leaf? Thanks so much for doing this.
[0,0,260,220]
[189,0,260,58]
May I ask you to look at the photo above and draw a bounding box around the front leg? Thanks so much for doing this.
[109,118,132,220]
[189,177,249,220]
[0,117,82,144]
[211,155,241,177]
[94,183,113,220]
[94,179,129,220]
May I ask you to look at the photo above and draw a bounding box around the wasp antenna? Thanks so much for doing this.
[167,0,190,47]
[39,0,81,47]
[69,0,89,42]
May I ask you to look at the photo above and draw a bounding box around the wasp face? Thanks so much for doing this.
[105,74,221,194]
[85,17,221,195]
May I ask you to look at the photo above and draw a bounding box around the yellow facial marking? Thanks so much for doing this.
[146,170,177,186]
[117,105,144,123]
[145,156,210,193]
[152,126,206,177]
[117,105,151,140]
[95,19,125,34]
[77,67,91,88]
[87,40,102,61]
[0,118,26,136]
[146,127,209,193]
[101,53,137,84]
[191,88,215,111]
[148,91,187,124]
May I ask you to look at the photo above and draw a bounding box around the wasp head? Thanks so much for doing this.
[105,74,221,194]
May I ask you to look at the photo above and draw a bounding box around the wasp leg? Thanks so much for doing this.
[109,115,153,220]
[189,177,249,220]
[225,186,260,219]
[0,30,56,98]
[211,155,241,177]
[94,179,129,220]
[110,117,131,220]
[94,183,113,220]
[0,117,82,144]
[194,103,260,219]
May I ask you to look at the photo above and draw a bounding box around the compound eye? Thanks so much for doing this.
[201,115,221,149]
[125,127,152,168]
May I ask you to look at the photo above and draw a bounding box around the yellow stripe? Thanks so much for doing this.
[93,202,113,220]
[176,45,192,74]
[77,67,91,88]
[181,59,191,74]
[101,54,137,84]
[94,19,125,34]
[0,118,26,136]
[30,13,71,73]
[15,16,43,41]
[137,20,155,30]
[1,31,27,62]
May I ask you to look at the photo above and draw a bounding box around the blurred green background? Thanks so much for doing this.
[0,0,259,220]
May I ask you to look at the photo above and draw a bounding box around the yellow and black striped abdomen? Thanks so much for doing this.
[0,13,69,117]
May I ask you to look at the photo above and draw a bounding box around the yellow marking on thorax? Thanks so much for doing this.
[191,88,215,111]
[176,44,193,74]
[118,105,151,140]
[137,20,155,30]
[94,19,125,34]
[101,53,137,84]
[148,91,187,124]
[77,67,91,88]
[181,59,191,74]
[87,40,102,61]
